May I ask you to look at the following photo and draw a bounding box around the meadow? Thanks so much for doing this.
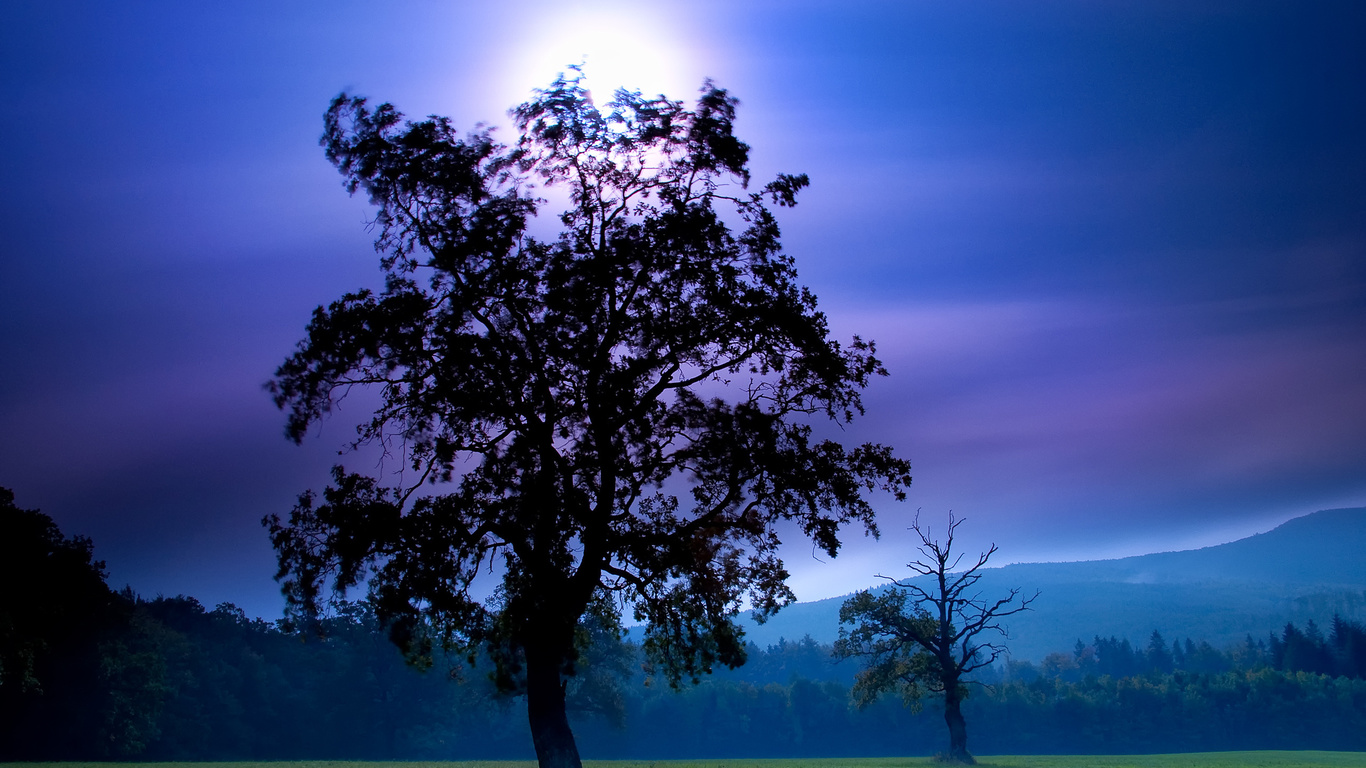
[8,754,1366,768]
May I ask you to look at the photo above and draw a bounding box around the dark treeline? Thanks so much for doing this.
[1,590,535,760]
[7,593,1366,759]
[1013,619,1366,682]
[5,490,1366,759]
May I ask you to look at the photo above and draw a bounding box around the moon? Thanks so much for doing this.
[501,3,705,104]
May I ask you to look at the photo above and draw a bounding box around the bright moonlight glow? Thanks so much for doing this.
[502,4,702,104]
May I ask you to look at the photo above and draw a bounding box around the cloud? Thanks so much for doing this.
[791,294,1366,584]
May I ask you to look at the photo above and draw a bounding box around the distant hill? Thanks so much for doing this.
[738,506,1366,661]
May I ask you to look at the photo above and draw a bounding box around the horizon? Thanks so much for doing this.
[46,499,1366,621]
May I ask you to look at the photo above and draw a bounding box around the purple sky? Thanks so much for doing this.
[2,1,1364,619]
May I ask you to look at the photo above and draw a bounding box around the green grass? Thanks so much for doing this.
[7,755,1366,768]
[967,753,1366,768]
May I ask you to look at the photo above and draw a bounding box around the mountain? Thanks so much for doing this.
[739,506,1366,661]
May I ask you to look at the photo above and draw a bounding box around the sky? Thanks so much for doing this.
[2,1,1364,621]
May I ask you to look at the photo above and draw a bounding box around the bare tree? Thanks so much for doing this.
[835,513,1037,764]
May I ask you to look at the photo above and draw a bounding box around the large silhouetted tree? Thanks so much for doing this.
[836,514,1035,764]
[265,70,910,768]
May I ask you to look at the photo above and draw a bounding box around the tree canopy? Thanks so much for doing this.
[0,488,127,758]
[0,488,116,693]
[265,70,910,768]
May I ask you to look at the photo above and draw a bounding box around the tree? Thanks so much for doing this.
[264,70,910,768]
[0,488,160,759]
[1144,630,1173,674]
[0,488,113,697]
[1330,614,1366,679]
[835,513,1036,764]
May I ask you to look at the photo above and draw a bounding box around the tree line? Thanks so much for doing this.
[1014,618,1366,683]
[5,486,1365,761]
[10,597,1366,759]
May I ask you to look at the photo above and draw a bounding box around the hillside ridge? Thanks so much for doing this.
[740,506,1366,659]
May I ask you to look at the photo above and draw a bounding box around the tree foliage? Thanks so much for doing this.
[0,489,111,693]
[836,513,1037,764]
[0,488,149,758]
[264,70,910,768]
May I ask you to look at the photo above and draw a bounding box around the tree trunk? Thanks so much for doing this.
[525,643,582,768]
[943,684,974,764]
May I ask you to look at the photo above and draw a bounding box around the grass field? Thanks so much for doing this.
[8,754,1366,768]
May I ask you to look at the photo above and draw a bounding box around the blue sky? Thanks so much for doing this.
[2,1,1364,619]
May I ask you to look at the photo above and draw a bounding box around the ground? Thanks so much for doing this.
[9,753,1366,768]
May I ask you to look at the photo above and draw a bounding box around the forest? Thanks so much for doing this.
[4,489,1366,762]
